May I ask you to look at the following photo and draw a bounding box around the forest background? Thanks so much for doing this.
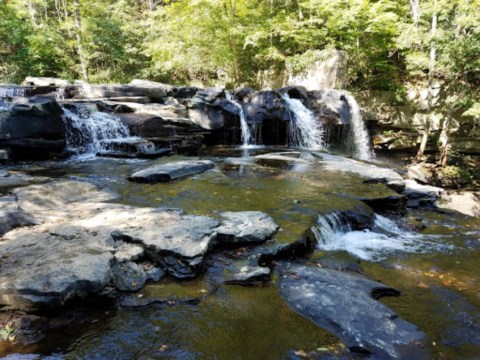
[1,0,479,171]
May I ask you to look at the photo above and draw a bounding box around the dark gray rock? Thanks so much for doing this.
[112,261,147,292]
[404,179,443,209]
[309,89,351,125]
[0,97,66,159]
[231,87,255,101]
[278,86,311,106]
[194,87,225,102]
[277,262,428,359]
[10,96,63,116]
[216,211,279,245]
[359,194,407,214]
[172,86,200,99]
[187,97,236,130]
[128,160,215,183]
[243,90,290,124]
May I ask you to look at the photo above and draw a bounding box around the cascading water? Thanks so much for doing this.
[313,212,450,261]
[342,91,375,161]
[281,93,325,151]
[61,104,138,157]
[225,92,252,147]
[0,87,26,110]
[0,87,25,98]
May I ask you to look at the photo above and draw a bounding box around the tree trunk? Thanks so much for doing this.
[415,0,437,162]
[438,117,451,167]
[415,117,430,162]
[409,0,421,26]
[73,0,88,81]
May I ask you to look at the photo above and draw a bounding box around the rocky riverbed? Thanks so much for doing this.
[0,149,479,359]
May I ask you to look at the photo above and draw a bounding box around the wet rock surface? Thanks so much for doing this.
[224,264,271,286]
[216,211,279,245]
[277,262,428,359]
[128,159,215,183]
[312,152,406,192]
[0,180,283,310]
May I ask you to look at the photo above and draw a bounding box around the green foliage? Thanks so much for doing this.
[0,325,13,341]
[0,0,478,106]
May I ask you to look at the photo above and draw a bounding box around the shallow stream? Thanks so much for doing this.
[1,146,479,359]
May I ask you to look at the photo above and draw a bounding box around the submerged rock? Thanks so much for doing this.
[277,262,428,359]
[224,265,271,286]
[128,160,215,183]
[216,211,279,245]
[312,152,406,192]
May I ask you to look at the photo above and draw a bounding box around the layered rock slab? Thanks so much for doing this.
[277,262,428,359]
[128,160,215,183]
[1,180,278,309]
[312,152,406,192]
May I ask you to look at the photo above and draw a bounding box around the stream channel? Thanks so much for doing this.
[1,146,479,359]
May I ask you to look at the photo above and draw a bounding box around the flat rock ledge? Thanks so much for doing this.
[0,180,277,311]
[312,152,406,192]
[277,262,428,359]
[216,211,279,245]
[128,159,215,183]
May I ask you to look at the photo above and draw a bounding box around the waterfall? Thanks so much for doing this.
[342,91,375,161]
[281,93,325,151]
[0,87,25,98]
[226,92,252,147]
[313,212,448,261]
[61,104,137,156]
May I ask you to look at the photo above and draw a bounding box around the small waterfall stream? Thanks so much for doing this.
[281,93,325,151]
[342,91,375,161]
[226,92,252,147]
[313,212,448,261]
[61,104,138,157]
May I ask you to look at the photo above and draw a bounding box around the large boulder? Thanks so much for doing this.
[277,262,428,359]
[309,89,351,125]
[186,89,240,131]
[243,90,290,124]
[0,97,66,158]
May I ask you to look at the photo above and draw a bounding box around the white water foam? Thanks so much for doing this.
[0,87,25,98]
[341,91,375,161]
[281,93,325,151]
[226,92,252,147]
[61,105,138,158]
[314,213,450,261]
